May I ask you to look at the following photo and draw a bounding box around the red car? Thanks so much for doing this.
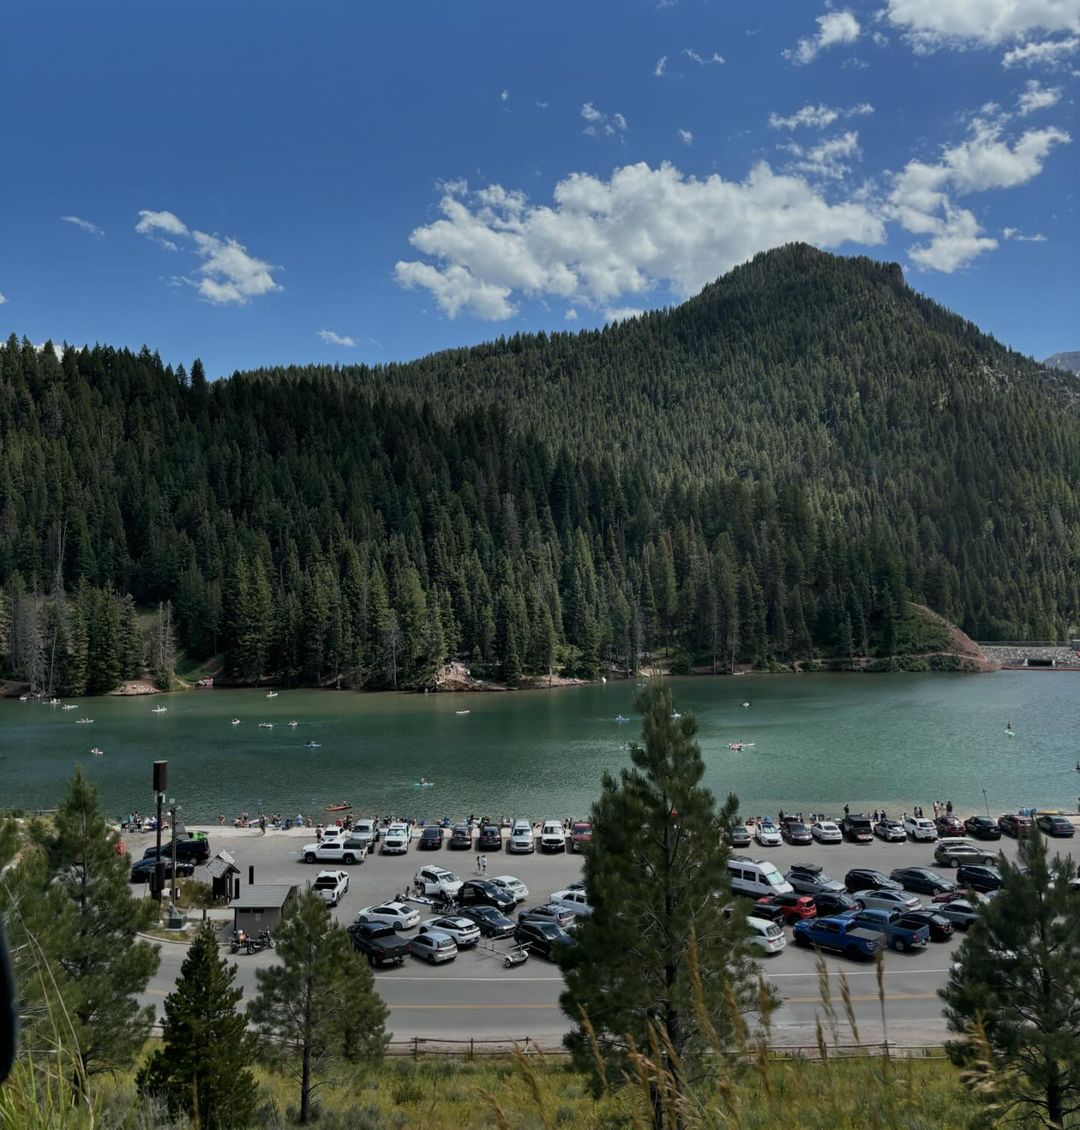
[935,814,964,836]
[756,893,817,923]
[570,822,592,853]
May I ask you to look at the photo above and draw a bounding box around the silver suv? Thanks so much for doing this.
[785,862,846,897]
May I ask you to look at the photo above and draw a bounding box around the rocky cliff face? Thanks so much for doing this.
[1045,352,1080,375]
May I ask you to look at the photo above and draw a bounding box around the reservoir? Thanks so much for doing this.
[2,672,1078,822]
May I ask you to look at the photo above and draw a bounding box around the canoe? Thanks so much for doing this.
[325,803,353,812]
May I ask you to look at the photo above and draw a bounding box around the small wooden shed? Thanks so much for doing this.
[231,884,297,935]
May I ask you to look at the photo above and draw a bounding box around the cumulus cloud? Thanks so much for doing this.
[1003,225,1048,239]
[780,131,863,179]
[1002,35,1080,64]
[769,102,874,130]
[394,162,885,320]
[884,0,1080,50]
[61,215,104,237]
[0,291,6,304]
[317,329,356,347]
[678,128,694,145]
[1017,78,1062,112]
[683,48,725,64]
[581,102,628,137]
[135,210,282,305]
[604,306,645,322]
[785,11,861,64]
[889,109,1070,270]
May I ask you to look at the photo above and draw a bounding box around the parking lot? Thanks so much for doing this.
[141,820,1072,1047]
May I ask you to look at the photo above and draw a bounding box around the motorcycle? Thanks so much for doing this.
[230,929,275,955]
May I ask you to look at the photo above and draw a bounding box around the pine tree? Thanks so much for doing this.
[248,890,388,1124]
[37,768,159,1083]
[148,600,177,690]
[138,924,257,1129]
[559,684,767,1118]
[943,830,1080,1127]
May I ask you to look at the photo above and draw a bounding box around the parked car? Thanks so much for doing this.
[957,864,1004,893]
[874,819,907,843]
[755,892,817,923]
[889,867,958,896]
[841,814,874,843]
[540,820,567,853]
[548,888,593,917]
[746,916,787,955]
[727,857,794,898]
[410,931,458,964]
[508,820,535,854]
[518,903,576,929]
[728,824,753,848]
[456,878,516,911]
[129,855,194,883]
[420,915,481,947]
[514,920,576,961]
[354,902,421,931]
[754,820,782,847]
[963,816,1002,841]
[381,824,411,854]
[570,821,592,852]
[456,905,517,938]
[810,820,843,844]
[935,814,965,837]
[745,900,787,925]
[845,907,930,952]
[844,868,901,894]
[351,818,379,845]
[998,813,1033,837]
[312,869,349,907]
[785,863,845,897]
[418,826,445,850]
[478,824,503,851]
[347,922,411,967]
[449,823,473,849]
[1037,814,1076,838]
[813,890,858,917]
[903,815,938,842]
[932,898,982,930]
[415,865,463,899]
[935,842,996,867]
[901,907,955,942]
[301,837,370,865]
[780,820,813,845]
[850,888,921,912]
[488,875,529,904]
[142,838,210,863]
[792,916,885,960]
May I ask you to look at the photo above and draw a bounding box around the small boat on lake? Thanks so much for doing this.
[288,720,299,727]
[151,705,167,714]
[455,709,470,716]
[325,802,352,812]
[61,703,77,710]
[231,718,241,725]
[305,740,321,749]
[90,747,104,757]
[727,742,756,751]
[257,722,273,729]
[75,717,93,724]
[615,715,630,723]
[266,691,278,699]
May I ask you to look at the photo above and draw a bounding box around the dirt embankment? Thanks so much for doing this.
[430,661,584,693]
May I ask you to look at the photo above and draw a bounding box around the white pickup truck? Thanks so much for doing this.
[312,870,350,907]
[301,836,371,865]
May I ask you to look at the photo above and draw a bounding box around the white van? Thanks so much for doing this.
[508,820,535,854]
[540,820,566,853]
[727,856,794,898]
[381,824,410,854]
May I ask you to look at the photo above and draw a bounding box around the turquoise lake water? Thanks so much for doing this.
[2,672,1078,823]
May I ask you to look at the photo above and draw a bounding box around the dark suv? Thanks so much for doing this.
[844,868,901,894]
[957,864,1004,892]
[477,824,503,851]
[142,838,210,864]
[841,814,873,843]
[455,879,515,912]
[963,816,1001,841]
[998,813,1033,837]
[449,824,473,849]
[418,827,444,850]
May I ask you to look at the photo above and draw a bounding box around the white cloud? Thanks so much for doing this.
[317,329,357,347]
[394,162,885,320]
[500,89,510,103]
[781,131,863,179]
[60,215,104,237]
[564,307,578,321]
[581,102,629,137]
[678,128,694,145]
[1003,225,1048,238]
[683,48,725,65]
[1017,78,1062,112]
[785,11,861,64]
[884,0,1080,50]
[0,291,6,304]
[769,102,874,130]
[1002,35,1080,64]
[889,110,1069,270]
[654,54,668,76]
[604,306,645,322]
[135,210,282,305]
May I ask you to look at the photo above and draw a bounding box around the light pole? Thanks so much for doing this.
[168,799,180,910]
[152,761,168,913]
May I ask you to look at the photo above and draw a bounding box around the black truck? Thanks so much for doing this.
[347,921,411,968]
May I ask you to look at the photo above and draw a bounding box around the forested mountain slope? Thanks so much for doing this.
[1045,352,1080,376]
[2,245,1077,695]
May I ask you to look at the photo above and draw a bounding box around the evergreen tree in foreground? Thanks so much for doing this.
[248,890,388,1124]
[36,767,159,1084]
[139,924,257,1129]
[559,683,768,1119]
[943,830,1080,1127]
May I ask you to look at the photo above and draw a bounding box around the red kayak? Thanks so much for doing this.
[325,803,353,813]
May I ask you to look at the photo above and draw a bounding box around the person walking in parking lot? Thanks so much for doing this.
[476,852,482,873]
[480,854,487,876]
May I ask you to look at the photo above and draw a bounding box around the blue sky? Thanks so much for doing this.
[2,0,1077,375]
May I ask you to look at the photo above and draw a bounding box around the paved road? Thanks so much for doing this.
[138,821,1053,1048]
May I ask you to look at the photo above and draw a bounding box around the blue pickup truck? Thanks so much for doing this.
[844,908,930,952]
[792,915,885,960]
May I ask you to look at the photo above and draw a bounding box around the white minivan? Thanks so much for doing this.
[540,820,566,853]
[509,820,535,854]
[746,916,787,955]
[727,856,794,899]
